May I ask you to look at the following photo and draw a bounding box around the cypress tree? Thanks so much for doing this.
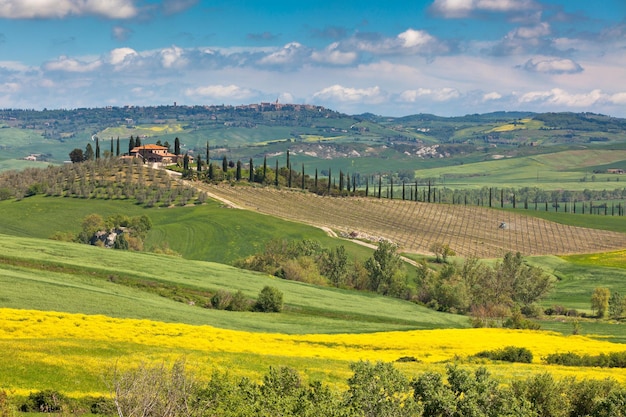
[339,170,344,192]
[197,155,202,172]
[275,160,279,186]
[95,137,100,160]
[206,141,210,164]
[183,153,189,171]
[328,168,332,193]
[249,158,254,182]
[378,176,382,198]
[222,156,228,173]
[174,137,181,155]
[110,138,114,156]
[85,143,94,161]
[301,164,305,189]
[116,137,120,156]
[135,136,141,147]
[390,177,394,199]
[365,177,369,196]
[286,149,290,169]
[263,155,267,182]
[208,162,214,180]
[402,181,405,200]
[288,163,292,188]
[129,136,135,154]
[314,168,318,189]
[236,160,242,181]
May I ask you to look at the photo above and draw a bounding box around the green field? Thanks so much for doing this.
[0,233,468,334]
[0,195,372,265]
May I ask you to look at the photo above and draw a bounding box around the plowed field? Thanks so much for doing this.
[198,184,626,258]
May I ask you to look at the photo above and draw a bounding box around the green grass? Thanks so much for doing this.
[0,233,468,334]
[0,195,372,264]
[414,149,626,191]
[506,208,626,234]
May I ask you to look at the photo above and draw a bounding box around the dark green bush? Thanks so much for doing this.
[475,346,533,363]
[20,390,66,412]
[255,286,284,312]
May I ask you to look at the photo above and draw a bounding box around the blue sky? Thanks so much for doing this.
[0,0,625,116]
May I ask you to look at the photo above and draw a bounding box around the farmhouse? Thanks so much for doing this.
[607,168,625,174]
[129,144,190,165]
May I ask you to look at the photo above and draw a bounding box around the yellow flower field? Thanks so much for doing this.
[2,308,626,397]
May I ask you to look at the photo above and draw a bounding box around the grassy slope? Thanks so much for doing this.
[414,149,626,190]
[0,195,372,264]
[0,233,468,334]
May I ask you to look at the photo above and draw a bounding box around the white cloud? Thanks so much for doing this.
[160,46,187,69]
[313,85,387,104]
[519,88,607,107]
[351,29,447,55]
[483,92,502,101]
[185,84,255,100]
[522,58,583,74]
[511,22,550,39]
[0,82,20,93]
[259,42,307,66]
[311,43,357,65]
[608,92,626,104]
[399,87,460,102]
[108,48,138,66]
[44,56,101,72]
[0,0,138,19]
[431,0,539,18]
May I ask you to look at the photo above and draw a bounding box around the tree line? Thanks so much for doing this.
[11,359,626,416]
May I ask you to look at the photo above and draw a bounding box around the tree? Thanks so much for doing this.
[222,156,228,173]
[236,160,242,181]
[609,291,625,319]
[274,160,279,186]
[430,242,455,263]
[183,153,189,171]
[84,143,94,161]
[128,136,135,154]
[205,141,209,164]
[69,148,84,163]
[364,241,405,295]
[95,137,100,159]
[116,137,120,156]
[345,361,420,417]
[262,155,267,182]
[255,286,283,312]
[196,155,202,172]
[321,245,348,287]
[591,287,611,318]
[110,138,114,156]
[135,136,141,147]
[249,158,254,182]
[207,162,214,180]
[174,137,180,155]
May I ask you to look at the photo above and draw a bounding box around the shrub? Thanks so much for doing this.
[228,290,251,312]
[475,346,533,363]
[211,290,233,310]
[20,390,66,413]
[255,286,284,312]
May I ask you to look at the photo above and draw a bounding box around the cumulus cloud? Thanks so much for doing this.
[349,28,448,55]
[107,47,138,68]
[311,43,358,65]
[185,84,255,100]
[519,88,607,107]
[522,58,583,74]
[0,0,138,19]
[313,85,388,104]
[399,87,461,102]
[258,42,308,67]
[160,46,187,69]
[483,91,503,101]
[431,0,539,18]
[44,56,101,72]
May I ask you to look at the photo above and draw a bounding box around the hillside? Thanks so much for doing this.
[2,106,626,190]
[195,183,626,259]
[0,233,467,334]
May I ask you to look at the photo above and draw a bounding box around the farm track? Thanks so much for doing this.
[193,182,626,258]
